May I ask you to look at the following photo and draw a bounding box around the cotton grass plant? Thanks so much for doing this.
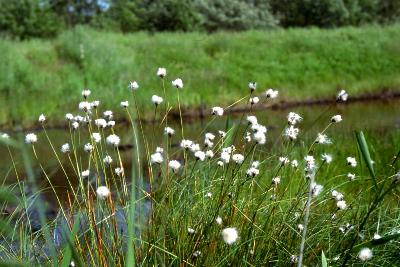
[0,68,399,266]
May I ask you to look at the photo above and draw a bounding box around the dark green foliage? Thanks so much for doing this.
[0,0,64,39]
[197,0,277,31]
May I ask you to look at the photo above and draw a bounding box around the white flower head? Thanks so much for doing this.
[336,200,347,210]
[205,150,214,158]
[84,143,93,153]
[211,107,224,116]
[249,97,259,105]
[232,154,244,164]
[152,95,163,105]
[322,154,333,164]
[157,67,166,78]
[251,161,260,168]
[347,173,355,181]
[205,133,215,141]
[265,88,279,99]
[297,224,304,231]
[358,248,372,261]
[168,160,181,172]
[78,101,91,112]
[106,134,120,147]
[279,157,290,165]
[346,157,357,167]
[205,192,212,198]
[215,217,222,225]
[180,139,193,149]
[151,152,163,164]
[218,130,226,137]
[172,78,183,89]
[220,152,230,164]
[81,169,90,178]
[91,100,100,108]
[65,113,74,121]
[103,155,113,164]
[128,81,139,90]
[96,186,110,199]
[253,131,266,144]
[247,115,258,125]
[82,89,91,98]
[190,143,200,153]
[284,125,299,140]
[337,90,348,102]
[194,151,206,161]
[164,127,175,136]
[192,250,201,258]
[246,167,259,177]
[373,233,381,240]
[25,133,37,144]
[291,160,298,168]
[72,121,79,130]
[95,118,107,128]
[188,228,195,234]
[92,132,101,143]
[222,227,239,245]
[331,115,342,123]
[272,177,281,185]
[108,120,115,127]
[311,182,323,197]
[287,112,302,125]
[316,133,332,144]
[120,101,129,108]
[61,143,70,153]
[103,110,113,120]
[248,82,257,91]
[115,167,124,176]
[38,114,46,123]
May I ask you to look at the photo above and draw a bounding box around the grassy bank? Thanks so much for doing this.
[1,25,400,126]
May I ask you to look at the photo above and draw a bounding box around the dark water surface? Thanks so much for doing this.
[0,99,399,204]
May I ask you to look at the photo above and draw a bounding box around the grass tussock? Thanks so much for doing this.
[0,76,399,266]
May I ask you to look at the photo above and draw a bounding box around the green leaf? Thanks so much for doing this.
[353,233,400,250]
[321,250,328,267]
[356,131,376,189]
[0,187,19,205]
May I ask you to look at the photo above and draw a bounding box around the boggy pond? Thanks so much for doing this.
[0,99,399,206]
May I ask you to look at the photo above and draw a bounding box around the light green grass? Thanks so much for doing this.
[1,25,400,127]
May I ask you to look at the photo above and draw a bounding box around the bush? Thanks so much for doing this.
[196,0,277,31]
[0,0,64,39]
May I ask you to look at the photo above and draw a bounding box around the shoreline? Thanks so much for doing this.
[4,89,400,132]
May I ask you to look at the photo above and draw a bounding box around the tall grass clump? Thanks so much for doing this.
[0,69,399,266]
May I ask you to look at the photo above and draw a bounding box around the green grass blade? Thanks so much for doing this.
[321,250,328,267]
[353,233,400,250]
[356,131,376,188]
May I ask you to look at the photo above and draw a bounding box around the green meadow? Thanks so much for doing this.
[1,24,400,127]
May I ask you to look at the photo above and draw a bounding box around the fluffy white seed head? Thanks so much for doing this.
[115,167,124,176]
[216,217,222,225]
[120,101,129,108]
[172,78,183,89]
[337,90,348,102]
[151,152,163,164]
[248,82,257,91]
[84,143,93,153]
[106,134,120,147]
[25,133,37,144]
[336,200,347,210]
[61,143,70,153]
[95,118,107,128]
[65,113,74,121]
[157,67,166,78]
[128,81,139,90]
[346,157,357,167]
[194,151,206,161]
[221,227,239,245]
[331,115,342,123]
[247,115,258,125]
[316,133,332,145]
[92,132,101,143]
[287,112,302,125]
[81,169,90,178]
[249,97,259,105]
[96,186,110,199]
[284,125,299,140]
[168,160,181,171]
[358,248,372,261]
[103,155,113,164]
[151,95,163,105]
[265,88,279,99]
[232,154,244,164]
[211,107,224,116]
[38,114,46,123]
[322,153,333,164]
[205,150,214,158]
[164,127,175,136]
[82,89,91,98]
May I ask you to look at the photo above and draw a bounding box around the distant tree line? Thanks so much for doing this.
[0,0,399,39]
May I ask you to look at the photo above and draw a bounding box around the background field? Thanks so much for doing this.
[1,24,400,127]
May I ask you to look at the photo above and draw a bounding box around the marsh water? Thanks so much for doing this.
[0,99,399,205]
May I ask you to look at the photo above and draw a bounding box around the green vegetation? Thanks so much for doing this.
[0,84,399,265]
[1,25,400,127]
[2,0,400,39]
